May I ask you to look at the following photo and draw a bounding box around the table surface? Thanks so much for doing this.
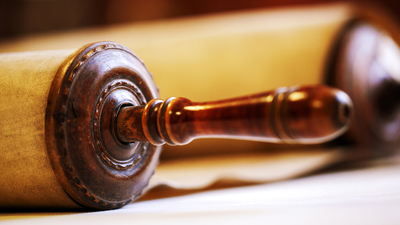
[2,155,400,225]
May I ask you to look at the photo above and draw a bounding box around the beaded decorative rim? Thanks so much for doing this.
[92,79,148,170]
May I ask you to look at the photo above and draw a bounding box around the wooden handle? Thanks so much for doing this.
[116,85,352,146]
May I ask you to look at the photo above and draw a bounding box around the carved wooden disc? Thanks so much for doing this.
[45,42,161,209]
[327,21,400,151]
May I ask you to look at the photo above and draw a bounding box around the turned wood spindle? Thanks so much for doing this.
[117,85,352,146]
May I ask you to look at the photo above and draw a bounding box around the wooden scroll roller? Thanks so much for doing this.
[116,86,351,146]
[0,42,352,210]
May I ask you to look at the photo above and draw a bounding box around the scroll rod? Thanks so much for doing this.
[116,85,352,146]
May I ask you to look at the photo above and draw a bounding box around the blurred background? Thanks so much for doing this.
[1,0,399,40]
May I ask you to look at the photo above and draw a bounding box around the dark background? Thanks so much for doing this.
[1,0,399,39]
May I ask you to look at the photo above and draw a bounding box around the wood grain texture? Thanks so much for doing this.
[117,85,352,146]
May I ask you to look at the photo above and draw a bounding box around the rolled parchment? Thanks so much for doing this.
[0,50,79,208]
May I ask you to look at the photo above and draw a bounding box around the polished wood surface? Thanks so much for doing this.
[45,42,161,210]
[117,85,352,146]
